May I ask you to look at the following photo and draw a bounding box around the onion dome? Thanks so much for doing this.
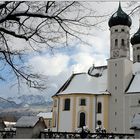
[108,3,132,28]
[131,27,140,45]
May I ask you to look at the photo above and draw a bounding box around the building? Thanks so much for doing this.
[52,71,110,132]
[52,3,140,133]
[37,112,52,129]
[15,116,46,138]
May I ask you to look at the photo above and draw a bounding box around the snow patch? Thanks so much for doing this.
[132,62,140,75]
[37,112,52,119]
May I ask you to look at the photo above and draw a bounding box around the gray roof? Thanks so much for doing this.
[15,116,42,128]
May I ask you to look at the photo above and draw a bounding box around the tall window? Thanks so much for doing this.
[79,112,86,127]
[64,98,70,111]
[80,99,86,106]
[121,39,125,46]
[54,99,57,107]
[115,39,118,46]
[138,55,140,62]
[97,102,102,113]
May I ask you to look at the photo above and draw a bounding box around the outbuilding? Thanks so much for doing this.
[15,116,46,138]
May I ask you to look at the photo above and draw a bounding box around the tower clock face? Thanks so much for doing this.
[113,50,119,57]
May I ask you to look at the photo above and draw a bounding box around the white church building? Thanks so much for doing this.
[52,3,140,133]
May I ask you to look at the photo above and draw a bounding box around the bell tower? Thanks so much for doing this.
[107,3,133,133]
[109,3,131,59]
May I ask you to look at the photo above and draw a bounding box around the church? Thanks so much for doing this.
[52,3,140,133]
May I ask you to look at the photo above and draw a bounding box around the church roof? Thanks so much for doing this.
[53,66,109,96]
[108,3,132,28]
[126,63,140,94]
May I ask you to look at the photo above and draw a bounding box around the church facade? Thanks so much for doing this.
[52,3,140,133]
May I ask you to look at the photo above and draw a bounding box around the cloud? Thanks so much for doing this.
[2,2,136,100]
[28,54,70,76]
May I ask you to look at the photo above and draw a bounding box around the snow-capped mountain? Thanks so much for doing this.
[7,94,52,106]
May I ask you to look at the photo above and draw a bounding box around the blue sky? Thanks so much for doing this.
[0,2,140,101]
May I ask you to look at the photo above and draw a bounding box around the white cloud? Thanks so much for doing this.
[28,54,70,76]
[1,1,138,101]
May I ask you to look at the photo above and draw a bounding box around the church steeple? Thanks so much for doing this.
[131,22,140,62]
[109,3,131,59]
[108,2,132,28]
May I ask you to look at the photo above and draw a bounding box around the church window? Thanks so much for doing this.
[115,112,117,115]
[97,102,102,113]
[137,55,140,62]
[115,39,118,46]
[115,86,117,90]
[64,98,70,111]
[115,74,117,77]
[54,99,57,107]
[115,98,117,103]
[79,112,86,127]
[121,39,125,46]
[80,99,86,106]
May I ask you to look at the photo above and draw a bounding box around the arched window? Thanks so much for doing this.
[138,55,140,62]
[121,39,125,46]
[97,102,102,113]
[79,112,86,127]
[115,39,118,46]
[64,98,70,111]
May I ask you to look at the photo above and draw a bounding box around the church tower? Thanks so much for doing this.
[107,3,133,133]
[131,25,140,62]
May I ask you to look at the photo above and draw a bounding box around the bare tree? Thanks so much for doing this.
[0,1,108,90]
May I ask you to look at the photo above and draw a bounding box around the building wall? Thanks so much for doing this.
[108,58,132,133]
[59,95,73,132]
[16,128,33,138]
[32,119,46,138]
[52,94,109,132]
[125,93,140,133]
